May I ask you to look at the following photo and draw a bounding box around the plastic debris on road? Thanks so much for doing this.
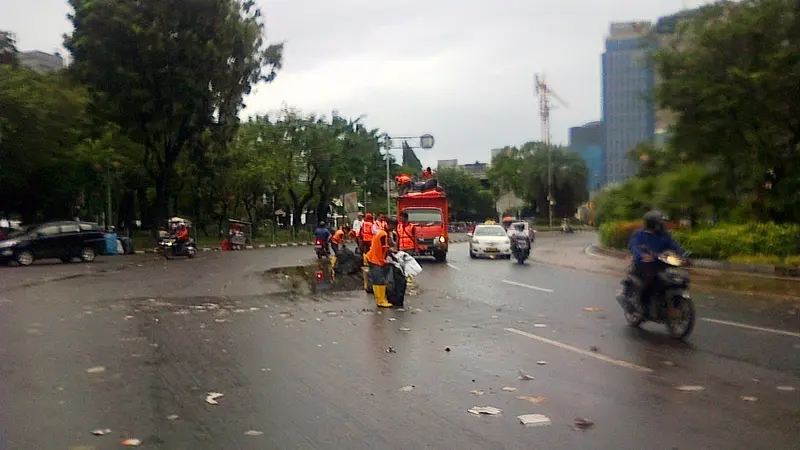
[518,414,551,427]
[121,439,142,446]
[244,430,264,436]
[205,392,224,405]
[776,386,796,392]
[388,317,396,322]
[533,324,547,328]
[518,370,535,381]
[573,418,595,430]
[86,366,106,374]
[166,414,179,421]
[399,385,414,392]
[517,396,548,404]
[583,307,602,312]
[90,428,111,436]
[741,396,758,402]
[471,390,485,396]
[502,386,517,392]
[537,360,547,365]
[675,385,705,392]
[386,346,396,353]
[399,327,411,331]
[468,406,502,416]
[662,361,676,366]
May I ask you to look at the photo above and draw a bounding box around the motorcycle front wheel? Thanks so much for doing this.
[666,295,695,340]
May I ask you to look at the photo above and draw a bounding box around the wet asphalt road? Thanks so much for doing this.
[0,234,798,449]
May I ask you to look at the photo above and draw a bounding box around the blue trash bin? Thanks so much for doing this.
[104,232,119,255]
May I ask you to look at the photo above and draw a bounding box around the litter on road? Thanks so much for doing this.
[121,438,142,446]
[502,387,517,392]
[166,414,179,421]
[468,406,502,416]
[399,385,414,392]
[583,307,602,312]
[90,428,111,436]
[675,385,705,392]
[86,366,105,374]
[537,360,547,365]
[517,396,548,404]
[470,390,485,396]
[533,324,547,328]
[776,386,796,392]
[518,370,535,380]
[399,327,411,331]
[741,396,758,402]
[244,430,264,436]
[205,392,224,405]
[573,418,595,430]
[518,414,551,427]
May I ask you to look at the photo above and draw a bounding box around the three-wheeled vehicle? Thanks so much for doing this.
[222,219,251,250]
[158,217,197,259]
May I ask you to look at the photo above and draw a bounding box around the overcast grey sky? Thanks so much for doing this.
[1,0,704,168]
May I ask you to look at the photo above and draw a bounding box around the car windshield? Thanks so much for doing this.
[474,226,507,237]
[405,209,442,224]
[4,225,35,239]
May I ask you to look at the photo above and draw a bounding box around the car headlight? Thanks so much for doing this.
[438,236,446,243]
[472,239,480,244]
[0,239,19,248]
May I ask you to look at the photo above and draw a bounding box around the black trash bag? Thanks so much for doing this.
[386,264,407,307]
[334,246,361,276]
[119,236,135,255]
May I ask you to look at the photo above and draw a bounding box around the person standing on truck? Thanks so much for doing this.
[397,212,417,253]
[421,167,434,180]
[365,217,398,308]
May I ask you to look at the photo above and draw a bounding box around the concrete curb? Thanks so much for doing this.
[589,245,800,279]
[131,237,473,255]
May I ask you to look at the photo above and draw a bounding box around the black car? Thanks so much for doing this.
[0,221,106,266]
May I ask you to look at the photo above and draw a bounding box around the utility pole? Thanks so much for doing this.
[381,134,435,216]
[534,73,568,228]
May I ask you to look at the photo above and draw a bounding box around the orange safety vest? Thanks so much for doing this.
[331,229,345,244]
[398,222,416,250]
[360,220,374,242]
[366,230,389,266]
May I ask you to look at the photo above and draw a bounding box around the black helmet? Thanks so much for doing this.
[643,210,664,232]
[318,221,326,228]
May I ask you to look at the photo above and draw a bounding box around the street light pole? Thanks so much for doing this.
[385,146,391,216]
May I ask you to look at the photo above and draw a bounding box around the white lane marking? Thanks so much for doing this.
[505,328,654,373]
[701,318,800,338]
[502,279,554,293]
[447,263,461,271]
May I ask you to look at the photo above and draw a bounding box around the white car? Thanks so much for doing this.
[469,224,512,259]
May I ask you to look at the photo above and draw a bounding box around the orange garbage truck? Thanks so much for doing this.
[396,189,449,262]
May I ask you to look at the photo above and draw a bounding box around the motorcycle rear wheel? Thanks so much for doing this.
[164,247,175,260]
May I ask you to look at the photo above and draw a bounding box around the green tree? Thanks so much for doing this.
[65,0,283,231]
[0,67,92,221]
[401,140,423,174]
[0,31,18,66]
[654,0,800,222]
[436,167,496,221]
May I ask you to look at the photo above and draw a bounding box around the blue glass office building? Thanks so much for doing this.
[568,121,604,192]
[602,22,655,184]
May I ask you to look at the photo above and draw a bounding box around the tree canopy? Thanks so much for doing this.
[436,167,496,221]
[597,0,800,225]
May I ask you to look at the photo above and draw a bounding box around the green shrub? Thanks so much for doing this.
[727,254,783,266]
[673,222,800,259]
[782,255,800,267]
[598,220,681,250]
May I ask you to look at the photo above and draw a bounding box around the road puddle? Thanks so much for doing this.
[264,262,363,294]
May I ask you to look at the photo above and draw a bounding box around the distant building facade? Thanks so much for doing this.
[436,159,458,169]
[568,121,604,191]
[602,22,655,184]
[19,51,64,72]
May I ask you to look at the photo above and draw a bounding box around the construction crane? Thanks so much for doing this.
[534,73,568,228]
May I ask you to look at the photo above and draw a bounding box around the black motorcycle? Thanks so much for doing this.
[510,235,531,264]
[616,251,695,340]
[314,237,330,259]
[159,237,197,260]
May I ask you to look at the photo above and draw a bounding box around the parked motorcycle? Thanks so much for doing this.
[314,238,330,259]
[616,250,695,339]
[159,237,197,260]
[510,236,530,264]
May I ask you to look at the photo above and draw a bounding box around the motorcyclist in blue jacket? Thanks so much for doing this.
[626,211,686,315]
[314,221,332,254]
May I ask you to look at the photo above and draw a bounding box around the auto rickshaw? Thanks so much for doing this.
[222,219,251,250]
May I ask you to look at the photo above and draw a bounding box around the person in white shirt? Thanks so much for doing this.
[352,212,364,235]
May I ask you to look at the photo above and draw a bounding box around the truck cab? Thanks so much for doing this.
[397,189,449,262]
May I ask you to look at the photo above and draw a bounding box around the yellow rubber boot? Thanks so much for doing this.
[373,285,392,308]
